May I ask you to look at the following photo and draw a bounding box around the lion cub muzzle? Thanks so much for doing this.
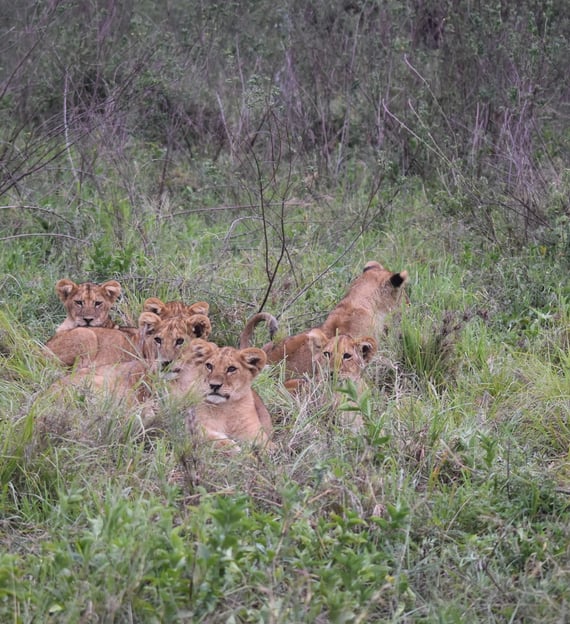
[206,379,230,403]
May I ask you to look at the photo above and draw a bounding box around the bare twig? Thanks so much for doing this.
[0,233,87,243]
[0,205,75,227]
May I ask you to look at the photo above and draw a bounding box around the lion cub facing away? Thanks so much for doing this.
[168,339,272,449]
[240,261,408,379]
[53,278,123,332]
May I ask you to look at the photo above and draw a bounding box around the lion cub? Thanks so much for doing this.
[284,334,377,390]
[53,311,212,403]
[169,339,271,449]
[53,278,123,332]
[240,260,407,379]
[314,333,377,384]
[319,261,408,339]
[47,311,211,369]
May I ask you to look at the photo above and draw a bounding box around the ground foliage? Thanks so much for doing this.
[1,1,570,622]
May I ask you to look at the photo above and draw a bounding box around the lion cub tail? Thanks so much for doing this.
[239,312,279,349]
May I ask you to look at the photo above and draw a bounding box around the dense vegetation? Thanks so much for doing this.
[1,1,569,621]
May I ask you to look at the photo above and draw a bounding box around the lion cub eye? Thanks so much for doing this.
[74,300,84,307]
[205,362,213,371]
[227,366,237,373]
[94,301,103,308]
[175,338,185,346]
[154,336,162,345]
[343,353,352,360]
[323,351,332,359]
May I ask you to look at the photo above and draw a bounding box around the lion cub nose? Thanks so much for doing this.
[84,317,94,325]
[209,382,222,393]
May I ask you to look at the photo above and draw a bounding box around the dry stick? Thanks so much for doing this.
[257,122,296,313]
[0,233,87,243]
[164,199,315,219]
[336,10,361,180]
[248,118,288,313]
[63,69,80,189]
[0,205,75,227]
[280,175,402,316]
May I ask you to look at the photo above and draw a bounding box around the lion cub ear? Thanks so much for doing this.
[389,270,409,289]
[240,348,267,377]
[55,279,78,302]
[138,311,161,335]
[186,314,212,339]
[142,297,166,316]
[307,328,328,355]
[100,280,122,302]
[357,337,378,362]
[187,301,210,316]
[187,339,218,364]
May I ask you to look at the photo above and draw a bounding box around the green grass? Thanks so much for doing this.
[1,182,570,623]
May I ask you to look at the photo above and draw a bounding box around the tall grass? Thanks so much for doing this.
[2,186,570,621]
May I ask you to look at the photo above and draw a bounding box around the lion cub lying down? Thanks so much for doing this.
[240,260,408,380]
[52,311,212,403]
[284,334,377,390]
[46,310,211,369]
[53,278,123,332]
[168,339,272,449]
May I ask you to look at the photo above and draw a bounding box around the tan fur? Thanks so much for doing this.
[51,312,212,407]
[319,261,409,339]
[143,297,210,319]
[316,334,378,383]
[46,311,211,369]
[57,359,154,404]
[263,328,328,378]
[171,339,271,448]
[46,326,139,368]
[54,279,122,332]
[239,261,407,380]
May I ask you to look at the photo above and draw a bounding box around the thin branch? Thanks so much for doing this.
[161,199,315,219]
[280,169,404,316]
[0,233,87,243]
[0,205,74,226]
[63,68,80,188]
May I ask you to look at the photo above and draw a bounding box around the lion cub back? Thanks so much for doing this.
[320,261,408,339]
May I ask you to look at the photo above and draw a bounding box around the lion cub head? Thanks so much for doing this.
[138,311,212,368]
[169,340,270,447]
[55,279,122,332]
[200,345,267,405]
[316,334,377,382]
[143,297,210,319]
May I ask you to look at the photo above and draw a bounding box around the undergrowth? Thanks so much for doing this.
[1,190,569,623]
